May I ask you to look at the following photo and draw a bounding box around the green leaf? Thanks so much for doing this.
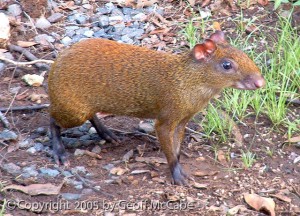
[293,0,300,6]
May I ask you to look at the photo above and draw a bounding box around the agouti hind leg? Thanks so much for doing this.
[155,119,187,185]
[90,115,120,144]
[50,117,69,166]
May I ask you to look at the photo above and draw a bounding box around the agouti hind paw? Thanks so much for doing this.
[172,163,188,185]
[53,152,70,167]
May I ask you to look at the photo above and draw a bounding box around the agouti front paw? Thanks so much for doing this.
[171,162,188,185]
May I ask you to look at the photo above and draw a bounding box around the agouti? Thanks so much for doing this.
[48,31,265,185]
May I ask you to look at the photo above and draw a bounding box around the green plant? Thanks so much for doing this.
[265,146,274,157]
[183,20,198,48]
[241,150,256,168]
[0,199,6,216]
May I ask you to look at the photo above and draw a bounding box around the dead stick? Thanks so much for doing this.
[0,104,49,112]
[8,44,53,70]
[0,111,10,128]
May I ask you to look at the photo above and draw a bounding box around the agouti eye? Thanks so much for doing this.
[222,61,232,70]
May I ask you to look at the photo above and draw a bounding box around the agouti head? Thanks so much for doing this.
[188,31,265,90]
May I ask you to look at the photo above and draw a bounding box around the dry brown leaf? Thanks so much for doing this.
[194,170,218,177]
[193,182,208,189]
[187,0,195,6]
[258,0,268,6]
[110,167,127,175]
[135,156,167,164]
[217,150,227,165]
[245,24,259,35]
[213,21,221,31]
[166,193,180,201]
[270,193,292,203]
[201,0,212,7]
[17,41,38,48]
[239,0,257,9]
[285,135,300,143]
[244,193,275,216]
[3,182,63,195]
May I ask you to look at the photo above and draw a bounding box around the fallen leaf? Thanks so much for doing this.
[213,21,221,31]
[270,193,291,203]
[17,41,38,48]
[193,182,208,189]
[227,205,248,215]
[110,167,127,175]
[187,0,195,6]
[201,0,212,7]
[245,24,259,35]
[3,183,63,196]
[135,156,167,164]
[285,136,300,143]
[194,170,218,177]
[22,74,44,87]
[165,193,180,202]
[123,149,134,162]
[217,150,227,165]
[244,193,275,216]
[131,170,150,175]
[258,0,268,6]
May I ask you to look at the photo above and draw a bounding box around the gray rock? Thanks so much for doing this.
[34,143,44,151]
[35,127,47,136]
[0,62,6,72]
[88,127,97,134]
[111,8,124,17]
[61,36,72,46]
[83,30,94,38]
[62,137,80,148]
[65,178,83,187]
[3,52,14,60]
[74,184,83,190]
[22,165,38,177]
[75,14,87,24]
[34,34,55,43]
[121,35,133,44]
[122,7,142,15]
[105,2,115,13]
[0,130,18,141]
[99,15,109,27]
[82,188,94,195]
[71,35,86,43]
[8,4,22,17]
[39,168,60,177]
[113,23,126,35]
[66,30,76,38]
[79,134,91,141]
[92,145,101,154]
[65,25,80,31]
[47,13,64,23]
[103,163,114,171]
[35,17,51,29]
[74,0,82,5]
[97,7,111,15]
[19,138,34,148]
[132,13,147,22]
[123,15,132,23]
[94,29,107,38]
[71,166,87,174]
[109,16,123,24]
[75,27,89,35]
[61,193,81,200]
[62,170,73,177]
[82,4,92,10]
[74,149,85,156]
[2,163,21,175]
[138,120,154,134]
[81,140,94,146]
[78,124,90,132]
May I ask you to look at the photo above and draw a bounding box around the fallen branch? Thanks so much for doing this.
[8,44,53,70]
[0,104,50,112]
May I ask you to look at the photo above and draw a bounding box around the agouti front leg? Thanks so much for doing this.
[155,119,187,185]
[50,118,69,166]
[90,115,120,144]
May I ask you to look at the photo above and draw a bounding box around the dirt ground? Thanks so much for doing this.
[0,1,300,215]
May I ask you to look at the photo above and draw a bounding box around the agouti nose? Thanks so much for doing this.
[254,76,266,88]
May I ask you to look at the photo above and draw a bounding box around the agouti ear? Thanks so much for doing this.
[192,39,216,61]
[209,30,227,44]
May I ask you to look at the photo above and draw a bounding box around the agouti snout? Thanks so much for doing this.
[49,31,265,185]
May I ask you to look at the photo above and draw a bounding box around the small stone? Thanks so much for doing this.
[34,143,44,151]
[138,120,154,134]
[35,16,51,29]
[65,178,83,187]
[65,25,80,31]
[8,4,22,17]
[22,165,38,177]
[2,163,21,175]
[0,62,5,72]
[47,13,64,23]
[18,139,34,148]
[83,30,94,38]
[0,129,18,141]
[35,127,47,136]
[79,124,90,132]
[88,127,97,134]
[82,4,92,9]
[75,184,83,190]
[294,156,300,164]
[62,171,73,177]
[92,145,101,154]
[2,52,14,60]
[71,166,87,174]
[34,34,55,43]
[109,16,123,24]
[132,13,147,22]
[26,147,37,154]
[61,193,81,200]
[74,0,82,5]
[94,29,107,38]
[97,7,110,15]
[39,168,60,177]
[105,2,115,13]
[61,36,72,46]
[74,149,85,156]
[103,163,115,171]
[82,188,93,195]
[79,134,91,141]
[75,14,87,24]
[111,8,123,16]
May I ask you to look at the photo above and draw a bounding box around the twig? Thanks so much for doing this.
[74,173,114,198]
[8,44,53,70]
[22,10,38,34]
[4,90,18,116]
[109,127,157,140]
[0,104,50,112]
[0,111,10,128]
[185,127,207,137]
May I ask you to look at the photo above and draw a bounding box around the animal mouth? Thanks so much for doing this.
[233,75,266,90]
